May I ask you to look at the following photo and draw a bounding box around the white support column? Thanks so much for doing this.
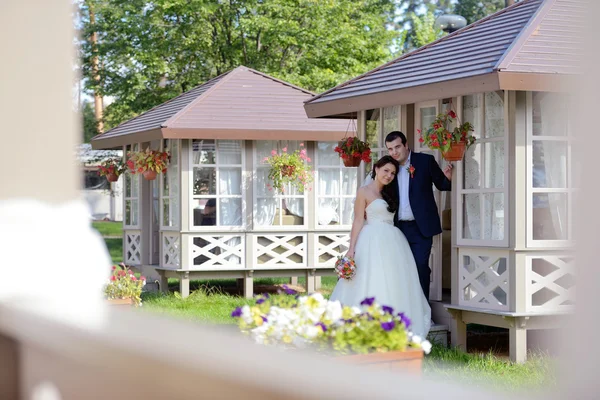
[448,309,467,351]
[244,270,254,299]
[509,324,527,363]
[305,269,316,293]
[180,271,190,298]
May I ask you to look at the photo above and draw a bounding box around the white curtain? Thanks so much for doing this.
[462,92,505,241]
[218,140,243,263]
[538,94,568,240]
[317,169,340,225]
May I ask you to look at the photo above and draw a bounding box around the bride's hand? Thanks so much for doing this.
[346,249,355,259]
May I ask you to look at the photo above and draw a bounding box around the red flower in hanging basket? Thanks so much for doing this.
[420,109,476,161]
[336,136,371,167]
[127,148,170,179]
[97,157,126,182]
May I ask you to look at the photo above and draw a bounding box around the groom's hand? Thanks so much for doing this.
[443,163,453,181]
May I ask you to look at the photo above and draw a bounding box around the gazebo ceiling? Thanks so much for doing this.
[91,67,352,149]
[304,0,583,119]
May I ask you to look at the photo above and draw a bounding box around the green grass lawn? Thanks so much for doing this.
[92,221,123,237]
[104,238,123,264]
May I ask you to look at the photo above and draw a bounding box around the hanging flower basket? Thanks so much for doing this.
[127,148,170,180]
[97,158,125,182]
[142,170,157,180]
[342,156,362,168]
[419,109,475,162]
[106,172,119,182]
[335,118,371,167]
[441,140,467,161]
[264,144,313,193]
[335,138,371,168]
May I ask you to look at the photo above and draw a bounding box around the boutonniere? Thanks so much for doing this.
[407,164,415,178]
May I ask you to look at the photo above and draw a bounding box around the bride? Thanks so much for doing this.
[330,155,431,338]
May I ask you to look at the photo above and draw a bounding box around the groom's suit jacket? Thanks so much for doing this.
[393,151,451,238]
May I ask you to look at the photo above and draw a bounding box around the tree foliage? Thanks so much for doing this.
[410,11,444,49]
[454,0,506,25]
[78,0,401,130]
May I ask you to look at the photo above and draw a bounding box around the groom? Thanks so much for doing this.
[385,131,452,301]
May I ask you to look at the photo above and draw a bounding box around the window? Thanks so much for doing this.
[254,140,306,227]
[124,143,140,227]
[83,170,109,190]
[528,92,575,244]
[459,92,507,245]
[365,106,400,172]
[316,142,358,227]
[161,139,179,228]
[191,139,243,228]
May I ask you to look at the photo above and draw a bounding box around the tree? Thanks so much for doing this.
[453,0,505,25]
[81,101,99,143]
[396,0,452,51]
[410,11,444,48]
[78,0,402,130]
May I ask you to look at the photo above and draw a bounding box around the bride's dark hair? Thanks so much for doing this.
[370,155,399,213]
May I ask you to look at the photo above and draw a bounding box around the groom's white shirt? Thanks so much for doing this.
[397,151,415,221]
[361,152,415,221]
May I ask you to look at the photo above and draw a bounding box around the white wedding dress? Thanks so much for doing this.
[330,198,432,338]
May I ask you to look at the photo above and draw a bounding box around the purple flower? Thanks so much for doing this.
[315,322,327,332]
[381,321,396,331]
[231,307,242,318]
[398,312,411,329]
[360,297,375,306]
[281,284,297,295]
[382,305,394,314]
[256,297,266,305]
[261,316,268,323]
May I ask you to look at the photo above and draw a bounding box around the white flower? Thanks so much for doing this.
[241,305,253,324]
[324,300,343,322]
[299,325,320,339]
[411,335,422,345]
[421,340,432,354]
[351,306,361,316]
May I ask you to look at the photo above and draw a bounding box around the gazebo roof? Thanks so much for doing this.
[305,0,584,118]
[91,66,351,149]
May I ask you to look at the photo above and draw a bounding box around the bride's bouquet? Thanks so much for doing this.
[335,255,356,280]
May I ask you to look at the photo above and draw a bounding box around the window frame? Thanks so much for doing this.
[526,91,575,248]
[252,140,308,231]
[188,139,246,232]
[314,141,359,231]
[160,139,180,231]
[123,143,141,229]
[456,92,510,248]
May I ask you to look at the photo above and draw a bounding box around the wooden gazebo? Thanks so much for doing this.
[92,66,355,298]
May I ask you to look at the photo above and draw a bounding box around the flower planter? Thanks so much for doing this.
[340,348,423,375]
[441,141,466,161]
[106,298,135,306]
[106,173,119,182]
[343,157,362,167]
[142,170,157,180]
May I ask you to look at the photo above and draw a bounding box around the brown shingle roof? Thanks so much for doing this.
[91,67,351,149]
[305,0,582,118]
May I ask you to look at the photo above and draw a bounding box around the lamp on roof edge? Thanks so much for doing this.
[434,14,467,33]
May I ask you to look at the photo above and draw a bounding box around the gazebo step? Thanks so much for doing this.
[428,324,449,348]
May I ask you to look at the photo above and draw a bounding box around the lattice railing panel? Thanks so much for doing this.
[314,234,350,267]
[162,233,180,268]
[254,234,306,266]
[459,251,509,311]
[125,231,141,265]
[526,256,575,311]
[190,234,244,268]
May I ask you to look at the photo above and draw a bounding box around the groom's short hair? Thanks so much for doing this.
[385,131,407,145]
